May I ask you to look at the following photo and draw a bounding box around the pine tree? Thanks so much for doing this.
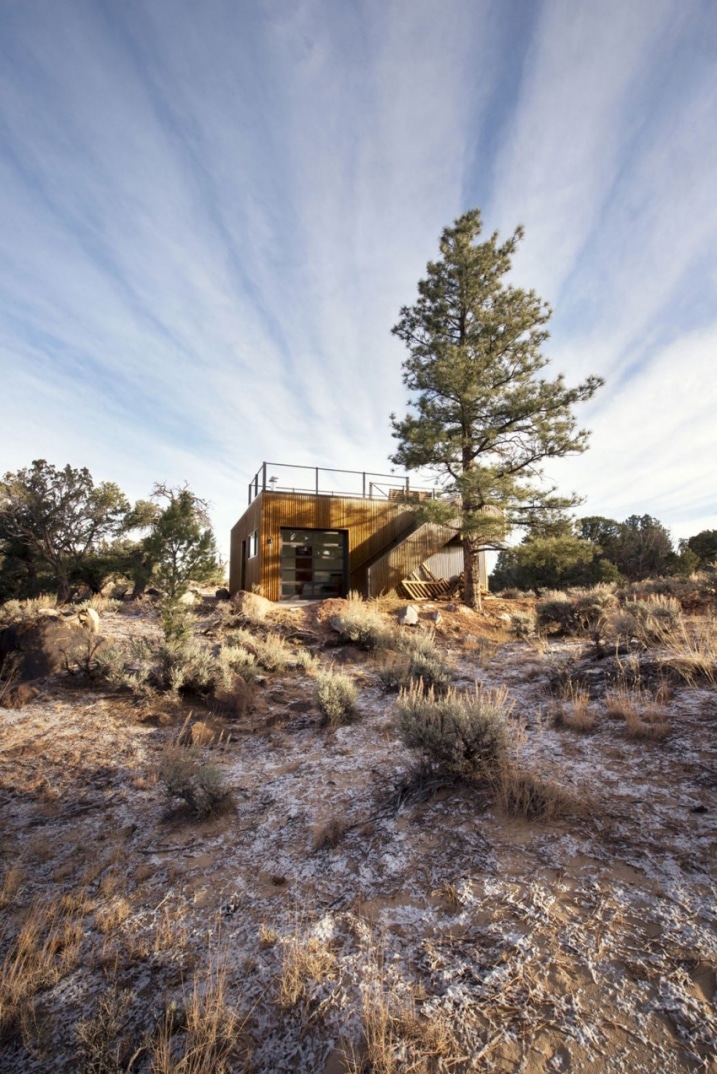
[391,209,603,608]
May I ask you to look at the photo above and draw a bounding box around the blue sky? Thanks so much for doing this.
[1,0,716,559]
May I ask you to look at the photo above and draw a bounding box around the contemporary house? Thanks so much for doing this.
[229,463,488,602]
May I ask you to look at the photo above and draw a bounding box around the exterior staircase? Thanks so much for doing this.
[366,521,456,597]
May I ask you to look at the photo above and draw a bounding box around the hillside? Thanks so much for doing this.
[1,587,715,1073]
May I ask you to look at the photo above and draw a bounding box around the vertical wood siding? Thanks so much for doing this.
[230,492,416,600]
[366,522,457,596]
[229,497,263,594]
[229,492,487,599]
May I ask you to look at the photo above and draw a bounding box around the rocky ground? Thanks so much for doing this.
[0,590,715,1072]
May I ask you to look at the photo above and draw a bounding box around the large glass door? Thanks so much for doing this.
[280,529,347,600]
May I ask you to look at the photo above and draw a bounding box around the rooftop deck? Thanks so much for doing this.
[247,462,441,505]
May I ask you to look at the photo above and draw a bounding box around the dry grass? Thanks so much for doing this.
[278,929,336,1008]
[258,924,279,948]
[0,864,24,910]
[152,907,189,956]
[604,686,671,740]
[150,964,249,1073]
[0,594,57,625]
[553,682,597,733]
[0,901,84,1046]
[660,618,717,685]
[345,957,462,1074]
[95,897,132,935]
[491,760,588,820]
[75,985,139,1073]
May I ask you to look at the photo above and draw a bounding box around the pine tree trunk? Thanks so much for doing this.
[462,535,483,611]
[56,568,71,605]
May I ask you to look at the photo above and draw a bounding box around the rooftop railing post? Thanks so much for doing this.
[362,472,366,498]
[316,468,319,495]
[262,462,267,491]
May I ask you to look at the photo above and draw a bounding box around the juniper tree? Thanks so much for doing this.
[143,484,221,599]
[0,460,131,602]
[390,209,603,608]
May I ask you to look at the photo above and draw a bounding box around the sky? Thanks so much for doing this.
[1,0,716,562]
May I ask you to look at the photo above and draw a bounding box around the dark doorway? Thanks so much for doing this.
[280,528,348,600]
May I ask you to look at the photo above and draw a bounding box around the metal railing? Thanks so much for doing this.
[247,462,442,504]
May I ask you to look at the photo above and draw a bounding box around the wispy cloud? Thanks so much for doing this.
[0,0,715,551]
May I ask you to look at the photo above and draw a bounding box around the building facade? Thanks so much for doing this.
[229,463,486,601]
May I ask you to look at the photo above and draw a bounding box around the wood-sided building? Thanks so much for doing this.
[229,463,487,602]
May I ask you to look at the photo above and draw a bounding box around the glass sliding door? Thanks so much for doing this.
[280,529,348,600]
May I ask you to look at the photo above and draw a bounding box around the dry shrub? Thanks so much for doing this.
[398,682,512,780]
[0,594,57,626]
[315,668,358,727]
[278,931,335,1008]
[464,634,499,666]
[232,590,273,626]
[76,986,138,1074]
[604,686,670,740]
[510,610,537,637]
[660,618,717,686]
[225,628,294,671]
[159,740,231,818]
[311,816,347,852]
[95,634,216,696]
[390,630,453,691]
[600,595,684,649]
[330,598,394,650]
[618,576,706,606]
[537,586,617,635]
[379,650,452,693]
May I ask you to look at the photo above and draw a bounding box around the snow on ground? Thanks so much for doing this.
[0,595,715,1072]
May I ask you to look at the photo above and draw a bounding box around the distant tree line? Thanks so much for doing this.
[491,513,717,592]
[0,460,222,603]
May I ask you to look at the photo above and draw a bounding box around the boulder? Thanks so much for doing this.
[78,608,101,633]
[178,591,196,606]
[216,587,231,601]
[0,683,41,709]
[397,605,419,626]
[0,618,105,681]
[232,591,273,621]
